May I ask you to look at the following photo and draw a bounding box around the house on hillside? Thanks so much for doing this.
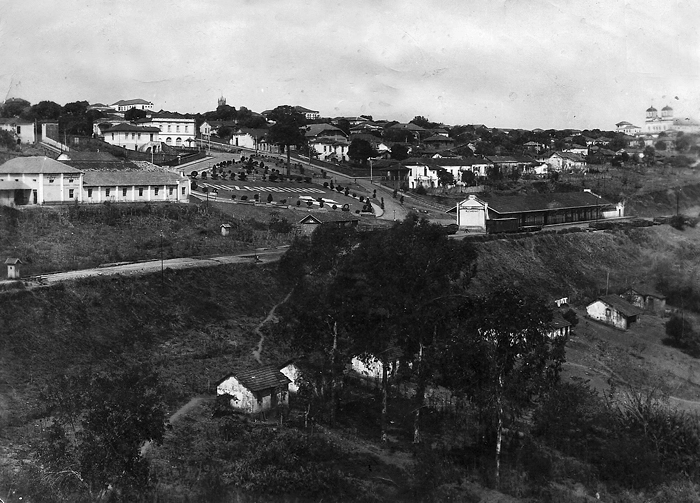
[547,310,572,339]
[297,212,360,235]
[403,158,439,188]
[230,128,267,150]
[623,287,667,314]
[586,294,643,330]
[216,365,291,414]
[545,152,587,173]
[0,118,35,145]
[136,113,197,148]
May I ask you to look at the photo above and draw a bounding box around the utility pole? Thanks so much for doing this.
[160,230,164,289]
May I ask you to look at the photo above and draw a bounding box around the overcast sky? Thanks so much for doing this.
[1,0,698,130]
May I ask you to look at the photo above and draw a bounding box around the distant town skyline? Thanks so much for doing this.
[1,0,698,131]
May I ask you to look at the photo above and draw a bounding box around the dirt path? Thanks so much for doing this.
[252,290,293,363]
[141,396,212,457]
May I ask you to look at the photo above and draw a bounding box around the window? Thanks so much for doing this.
[111,133,114,140]
[69,189,74,198]
[106,188,110,197]
[139,188,144,196]
[88,188,93,197]
[185,125,189,133]
[176,125,180,132]
[123,188,127,196]
[131,133,135,139]
[168,125,171,132]
[69,179,73,183]
[16,126,21,134]
[605,308,611,317]
[169,187,173,195]
[138,133,141,139]
[182,187,185,195]
[150,134,154,141]
[49,178,54,183]
[154,187,159,195]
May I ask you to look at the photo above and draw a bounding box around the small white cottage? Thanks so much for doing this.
[216,365,291,414]
[586,294,643,330]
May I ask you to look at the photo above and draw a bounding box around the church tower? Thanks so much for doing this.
[646,106,658,120]
[218,95,227,107]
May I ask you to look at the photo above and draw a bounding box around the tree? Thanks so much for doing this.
[124,107,147,121]
[437,168,454,187]
[217,125,233,139]
[62,100,89,117]
[461,169,477,186]
[643,145,656,165]
[332,216,477,443]
[39,363,166,500]
[267,105,307,175]
[439,288,565,485]
[347,138,377,166]
[29,100,63,121]
[655,140,667,151]
[410,115,433,129]
[390,143,409,161]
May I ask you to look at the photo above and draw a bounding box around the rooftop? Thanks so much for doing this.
[0,156,82,174]
[220,365,291,392]
[596,294,644,317]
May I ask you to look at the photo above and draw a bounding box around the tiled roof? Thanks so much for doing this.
[627,286,666,300]
[0,118,33,125]
[550,310,572,329]
[390,123,426,131]
[58,151,120,162]
[0,181,32,190]
[105,123,160,133]
[294,106,319,113]
[221,365,291,392]
[596,295,644,317]
[111,99,153,106]
[0,156,82,174]
[424,135,454,142]
[487,156,520,164]
[305,123,344,137]
[483,191,610,215]
[431,157,489,167]
[298,212,361,224]
[83,170,187,186]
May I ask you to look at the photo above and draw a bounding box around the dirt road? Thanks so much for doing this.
[2,247,287,289]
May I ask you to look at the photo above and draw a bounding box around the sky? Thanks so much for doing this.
[1,0,699,130]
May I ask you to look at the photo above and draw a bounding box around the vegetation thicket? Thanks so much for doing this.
[0,203,294,276]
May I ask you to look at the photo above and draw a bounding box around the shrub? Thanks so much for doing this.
[280,199,287,204]
[415,185,427,195]
[323,182,329,188]
[296,200,301,206]
[359,196,364,202]
[241,195,248,201]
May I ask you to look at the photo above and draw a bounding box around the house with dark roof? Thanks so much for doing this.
[216,365,291,414]
[587,294,643,330]
[0,156,83,205]
[547,310,572,339]
[230,127,267,150]
[297,211,361,235]
[623,286,667,314]
[423,134,454,151]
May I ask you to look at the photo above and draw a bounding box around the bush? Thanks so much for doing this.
[415,185,427,195]
[296,200,301,206]
[323,182,329,188]
[240,195,248,201]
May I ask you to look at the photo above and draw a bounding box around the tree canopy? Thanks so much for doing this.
[267,105,307,174]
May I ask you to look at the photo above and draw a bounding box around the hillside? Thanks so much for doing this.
[3,223,700,501]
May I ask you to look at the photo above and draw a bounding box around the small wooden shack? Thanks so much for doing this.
[297,212,360,236]
[623,286,666,314]
[220,223,232,236]
[547,310,572,338]
[586,294,643,330]
[5,257,21,279]
[216,365,291,414]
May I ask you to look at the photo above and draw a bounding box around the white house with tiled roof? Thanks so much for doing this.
[0,118,35,145]
[0,156,83,205]
[103,123,161,151]
[110,99,154,112]
[294,106,320,120]
[138,113,197,147]
[82,170,189,204]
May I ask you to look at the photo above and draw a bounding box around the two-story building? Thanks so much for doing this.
[110,99,154,113]
[0,156,83,205]
[136,113,197,148]
[0,118,35,145]
[103,123,161,151]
